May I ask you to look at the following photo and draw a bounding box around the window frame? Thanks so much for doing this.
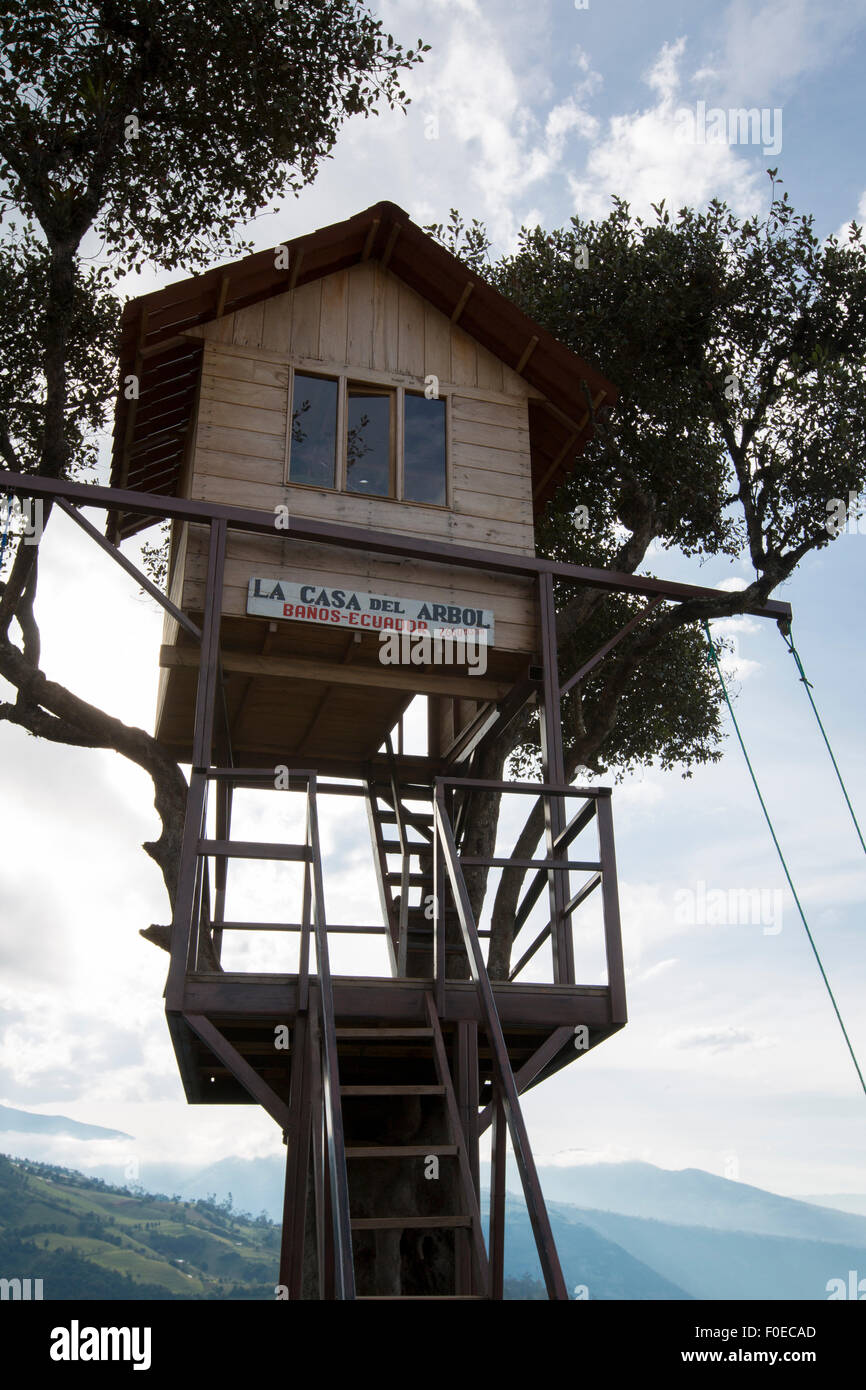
[285,365,342,493]
[285,365,451,510]
[344,380,397,499]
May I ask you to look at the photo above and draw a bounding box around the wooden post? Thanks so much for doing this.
[538,572,574,984]
[489,1087,506,1300]
[597,793,627,1025]
[280,1011,313,1299]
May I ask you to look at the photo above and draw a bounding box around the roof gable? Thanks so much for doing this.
[110,202,617,540]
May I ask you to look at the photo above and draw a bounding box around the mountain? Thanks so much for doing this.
[5,1150,864,1300]
[801,1195,866,1219]
[485,1195,691,1300]
[530,1161,866,1246]
[550,1201,866,1301]
[84,1154,288,1220]
[0,1104,131,1142]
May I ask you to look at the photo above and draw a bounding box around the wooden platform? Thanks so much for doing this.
[169,972,621,1107]
[156,609,528,766]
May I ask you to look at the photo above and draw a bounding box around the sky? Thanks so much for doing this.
[1,0,865,1204]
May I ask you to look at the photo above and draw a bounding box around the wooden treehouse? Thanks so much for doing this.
[0,202,794,1299]
[104,202,629,1300]
[0,203,790,1299]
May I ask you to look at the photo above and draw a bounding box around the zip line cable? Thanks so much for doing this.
[777,622,866,857]
[703,620,866,1100]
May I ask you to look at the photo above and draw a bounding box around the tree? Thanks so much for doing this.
[0,0,427,926]
[426,182,866,977]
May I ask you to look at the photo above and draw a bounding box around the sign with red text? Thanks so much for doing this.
[246,578,494,643]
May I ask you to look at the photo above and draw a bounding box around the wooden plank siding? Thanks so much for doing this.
[172,260,544,680]
[179,527,539,655]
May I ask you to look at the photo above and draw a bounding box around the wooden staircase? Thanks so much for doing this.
[366,747,469,979]
[338,999,489,1298]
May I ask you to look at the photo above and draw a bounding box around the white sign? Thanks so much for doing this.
[247,578,495,643]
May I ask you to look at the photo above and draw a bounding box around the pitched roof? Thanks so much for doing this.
[109,201,617,541]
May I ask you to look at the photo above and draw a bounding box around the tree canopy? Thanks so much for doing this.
[1,4,864,979]
[0,0,426,916]
[427,186,866,974]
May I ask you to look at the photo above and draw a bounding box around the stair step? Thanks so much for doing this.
[346,1145,458,1159]
[386,873,428,886]
[340,1085,445,1096]
[358,1295,486,1300]
[336,1027,433,1039]
[381,840,431,855]
[350,1216,471,1230]
[198,838,311,862]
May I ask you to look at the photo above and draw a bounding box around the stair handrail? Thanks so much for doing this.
[432,782,568,1300]
[306,774,356,1299]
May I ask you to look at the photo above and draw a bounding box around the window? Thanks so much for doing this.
[287,371,449,506]
[403,392,447,505]
[346,385,394,497]
[288,373,338,488]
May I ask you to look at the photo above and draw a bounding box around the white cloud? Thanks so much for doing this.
[712,0,866,104]
[664,1024,778,1054]
[835,190,866,244]
[568,39,765,223]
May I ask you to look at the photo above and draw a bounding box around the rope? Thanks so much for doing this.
[703,620,866,1099]
[777,622,866,857]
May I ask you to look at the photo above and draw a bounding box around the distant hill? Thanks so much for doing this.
[485,1195,691,1300]
[0,1105,131,1142]
[801,1195,866,1219]
[13,1149,866,1300]
[0,1153,278,1299]
[552,1202,866,1301]
[530,1161,866,1246]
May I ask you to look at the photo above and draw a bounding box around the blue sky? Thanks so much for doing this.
[1,0,865,1201]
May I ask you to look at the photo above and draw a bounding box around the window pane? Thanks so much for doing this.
[346,388,392,496]
[404,394,447,505]
[289,374,337,488]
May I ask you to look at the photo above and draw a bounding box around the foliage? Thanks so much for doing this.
[431,188,866,783]
[0,1153,281,1298]
[0,1,427,274]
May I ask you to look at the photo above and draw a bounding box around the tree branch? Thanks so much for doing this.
[0,635,187,904]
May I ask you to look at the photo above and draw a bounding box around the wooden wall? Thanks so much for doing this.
[174,261,543,657]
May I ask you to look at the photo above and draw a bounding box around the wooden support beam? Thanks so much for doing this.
[533,430,580,502]
[515,335,539,374]
[2,468,793,622]
[478,1026,575,1135]
[489,1087,506,1300]
[361,218,380,261]
[451,282,474,325]
[380,222,401,270]
[215,275,230,318]
[279,1012,313,1298]
[58,500,201,641]
[288,247,305,292]
[184,1013,291,1131]
[160,644,511,702]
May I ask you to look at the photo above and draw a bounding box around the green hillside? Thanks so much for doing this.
[0,1153,279,1299]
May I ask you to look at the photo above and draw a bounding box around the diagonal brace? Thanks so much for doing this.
[57,497,202,641]
[184,1013,291,1131]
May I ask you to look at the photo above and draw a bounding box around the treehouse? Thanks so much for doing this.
[105,202,629,1299]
